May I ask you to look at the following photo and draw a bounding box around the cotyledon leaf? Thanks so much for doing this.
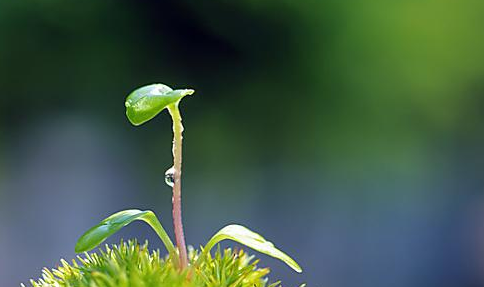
[125,83,194,126]
[75,209,175,254]
[203,224,302,273]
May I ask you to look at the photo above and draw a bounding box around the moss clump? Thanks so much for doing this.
[25,240,281,287]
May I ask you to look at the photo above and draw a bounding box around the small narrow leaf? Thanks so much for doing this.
[204,224,302,273]
[75,209,175,255]
[125,83,194,126]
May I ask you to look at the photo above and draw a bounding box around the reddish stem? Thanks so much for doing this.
[168,104,188,269]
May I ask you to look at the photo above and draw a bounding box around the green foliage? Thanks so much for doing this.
[75,210,175,255]
[76,209,301,273]
[26,240,281,287]
[72,83,301,282]
[204,225,301,273]
[59,82,302,285]
[125,84,194,126]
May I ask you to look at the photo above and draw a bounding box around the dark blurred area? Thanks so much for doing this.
[1,0,484,286]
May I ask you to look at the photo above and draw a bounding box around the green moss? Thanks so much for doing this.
[26,240,281,287]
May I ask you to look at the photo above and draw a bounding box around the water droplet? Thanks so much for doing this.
[165,166,175,187]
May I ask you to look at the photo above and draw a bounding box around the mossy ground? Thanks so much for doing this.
[26,240,281,287]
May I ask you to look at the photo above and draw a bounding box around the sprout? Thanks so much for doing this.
[74,83,302,278]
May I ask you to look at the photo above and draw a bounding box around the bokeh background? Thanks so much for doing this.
[1,0,484,286]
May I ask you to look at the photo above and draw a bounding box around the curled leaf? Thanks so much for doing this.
[125,83,194,126]
[75,209,175,255]
[204,224,302,273]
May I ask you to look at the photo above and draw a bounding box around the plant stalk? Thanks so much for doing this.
[167,103,188,269]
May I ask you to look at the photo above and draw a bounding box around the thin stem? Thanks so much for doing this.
[167,103,188,269]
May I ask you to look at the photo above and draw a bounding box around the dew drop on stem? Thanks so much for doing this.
[165,166,175,187]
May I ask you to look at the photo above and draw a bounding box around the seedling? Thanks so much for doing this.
[29,83,301,286]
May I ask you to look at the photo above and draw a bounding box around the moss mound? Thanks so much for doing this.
[26,240,281,287]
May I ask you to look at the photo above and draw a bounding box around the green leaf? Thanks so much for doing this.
[125,83,194,126]
[75,209,175,255]
[203,224,302,273]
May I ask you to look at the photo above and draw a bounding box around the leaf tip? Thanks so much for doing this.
[74,240,88,253]
[125,110,143,126]
[182,89,195,96]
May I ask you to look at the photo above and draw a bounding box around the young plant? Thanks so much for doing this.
[30,83,301,286]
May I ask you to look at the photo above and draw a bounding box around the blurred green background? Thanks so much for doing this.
[1,0,484,286]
